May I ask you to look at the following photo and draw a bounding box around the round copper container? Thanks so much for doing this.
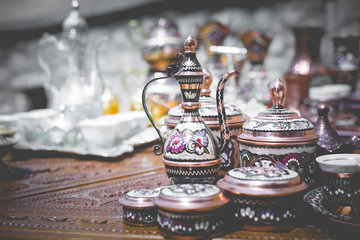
[119,187,164,226]
[217,166,308,232]
[153,184,230,239]
[165,69,247,175]
[237,78,319,185]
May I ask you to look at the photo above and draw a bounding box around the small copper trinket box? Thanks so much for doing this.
[153,184,230,239]
[119,187,164,226]
[217,166,308,232]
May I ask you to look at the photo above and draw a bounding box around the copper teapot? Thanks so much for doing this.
[142,35,239,184]
[127,17,183,72]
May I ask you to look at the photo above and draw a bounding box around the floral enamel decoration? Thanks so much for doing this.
[166,129,210,155]
[187,130,209,155]
[234,166,292,178]
[167,132,185,154]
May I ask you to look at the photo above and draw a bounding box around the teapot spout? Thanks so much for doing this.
[216,70,240,153]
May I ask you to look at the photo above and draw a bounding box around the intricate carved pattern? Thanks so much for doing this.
[228,166,297,180]
[219,138,236,171]
[321,174,360,215]
[123,207,157,226]
[304,187,355,222]
[232,195,300,227]
[0,170,170,237]
[160,184,220,198]
[261,107,296,116]
[1,150,163,201]
[177,77,203,84]
[165,166,220,177]
[157,208,225,238]
[240,149,316,185]
[243,118,313,131]
[0,171,170,215]
[166,129,210,156]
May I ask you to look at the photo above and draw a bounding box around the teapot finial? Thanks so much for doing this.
[317,103,330,116]
[269,78,286,107]
[201,68,213,96]
[72,0,79,9]
[184,35,197,53]
[62,0,88,37]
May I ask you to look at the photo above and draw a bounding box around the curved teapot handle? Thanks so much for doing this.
[127,19,147,50]
[142,76,169,156]
[141,61,182,156]
[216,70,240,153]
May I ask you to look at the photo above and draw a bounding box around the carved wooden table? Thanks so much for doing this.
[0,144,357,239]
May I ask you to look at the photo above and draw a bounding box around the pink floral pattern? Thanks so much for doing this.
[167,133,185,154]
[166,129,209,155]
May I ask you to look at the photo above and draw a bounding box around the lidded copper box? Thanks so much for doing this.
[119,187,164,226]
[217,166,308,232]
[153,184,230,239]
[237,78,319,185]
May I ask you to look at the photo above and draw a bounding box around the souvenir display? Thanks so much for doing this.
[237,78,319,185]
[217,166,308,232]
[142,35,239,184]
[165,68,247,176]
[153,184,230,239]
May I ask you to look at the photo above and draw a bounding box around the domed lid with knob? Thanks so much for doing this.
[153,184,230,212]
[165,68,246,129]
[217,166,308,197]
[238,78,319,145]
[62,0,88,38]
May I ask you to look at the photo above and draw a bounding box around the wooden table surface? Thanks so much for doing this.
[0,143,358,240]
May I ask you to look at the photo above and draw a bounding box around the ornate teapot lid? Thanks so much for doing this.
[62,0,88,38]
[217,166,308,197]
[153,184,229,212]
[119,187,164,209]
[165,68,246,128]
[145,17,182,47]
[238,78,318,145]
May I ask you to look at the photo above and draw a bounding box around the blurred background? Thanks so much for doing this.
[0,0,359,114]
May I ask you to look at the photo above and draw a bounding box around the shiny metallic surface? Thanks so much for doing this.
[217,168,308,197]
[163,158,221,167]
[153,185,229,212]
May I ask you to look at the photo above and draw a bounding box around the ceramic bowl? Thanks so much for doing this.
[79,111,148,148]
[316,154,360,217]
[0,114,19,131]
[153,184,230,239]
[15,109,56,143]
[217,166,308,232]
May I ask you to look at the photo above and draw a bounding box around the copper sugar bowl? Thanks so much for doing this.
[119,188,160,226]
[165,68,247,176]
[217,166,308,232]
[153,184,230,239]
[237,78,319,185]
